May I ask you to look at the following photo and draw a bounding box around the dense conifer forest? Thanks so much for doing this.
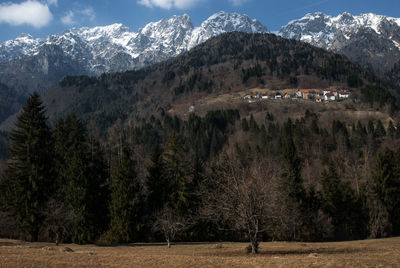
[0,92,400,253]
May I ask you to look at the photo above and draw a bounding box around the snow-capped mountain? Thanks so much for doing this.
[0,11,268,78]
[0,11,267,126]
[0,34,41,62]
[188,11,267,49]
[279,12,400,72]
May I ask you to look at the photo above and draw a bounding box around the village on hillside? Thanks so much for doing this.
[243,88,351,103]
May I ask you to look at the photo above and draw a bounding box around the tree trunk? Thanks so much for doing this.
[55,232,60,246]
[31,230,39,242]
[167,238,171,248]
[249,235,259,254]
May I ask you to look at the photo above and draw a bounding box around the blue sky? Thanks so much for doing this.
[0,0,400,43]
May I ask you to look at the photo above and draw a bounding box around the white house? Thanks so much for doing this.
[296,90,302,98]
[323,90,331,96]
[324,93,335,101]
[243,95,252,100]
[339,90,350,99]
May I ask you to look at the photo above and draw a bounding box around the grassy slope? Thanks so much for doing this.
[1,237,399,267]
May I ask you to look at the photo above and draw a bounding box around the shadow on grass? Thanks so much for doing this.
[0,241,19,246]
[209,247,375,257]
[96,242,214,247]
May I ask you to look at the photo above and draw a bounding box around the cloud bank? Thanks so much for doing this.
[47,0,58,6]
[0,0,53,28]
[138,0,203,10]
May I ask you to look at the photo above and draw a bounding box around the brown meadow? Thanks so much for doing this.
[0,237,399,267]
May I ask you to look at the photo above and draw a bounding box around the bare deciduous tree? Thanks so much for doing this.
[200,157,277,254]
[152,204,189,248]
[43,199,74,245]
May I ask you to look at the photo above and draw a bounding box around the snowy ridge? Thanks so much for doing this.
[0,12,268,75]
[279,12,400,51]
[0,34,41,61]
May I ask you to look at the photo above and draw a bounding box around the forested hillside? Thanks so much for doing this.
[40,32,390,130]
[0,83,25,124]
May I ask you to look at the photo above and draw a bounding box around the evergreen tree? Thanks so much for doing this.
[163,134,191,215]
[241,118,249,132]
[367,120,375,136]
[2,92,53,241]
[281,135,304,201]
[374,120,386,138]
[249,114,259,134]
[370,149,400,236]
[54,115,107,244]
[109,148,143,243]
[87,135,110,234]
[351,121,367,150]
[387,121,396,138]
[209,128,219,158]
[277,122,306,241]
[146,143,166,213]
[319,164,366,240]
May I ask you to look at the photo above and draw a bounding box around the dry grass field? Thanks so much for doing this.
[1,237,400,267]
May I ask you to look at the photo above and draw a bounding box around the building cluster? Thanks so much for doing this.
[243,89,351,103]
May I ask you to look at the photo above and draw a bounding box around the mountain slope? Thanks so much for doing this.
[39,32,378,130]
[0,12,267,87]
[0,12,267,126]
[279,12,400,73]
[0,83,25,124]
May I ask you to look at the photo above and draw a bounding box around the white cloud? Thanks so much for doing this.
[138,0,202,9]
[46,0,58,6]
[229,0,251,6]
[81,7,95,21]
[61,11,76,25]
[61,6,96,25]
[0,0,53,28]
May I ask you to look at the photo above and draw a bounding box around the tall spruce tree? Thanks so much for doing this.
[109,147,143,243]
[277,119,306,241]
[319,164,366,240]
[370,148,400,236]
[87,135,110,233]
[54,115,108,244]
[163,133,191,215]
[146,143,166,213]
[3,92,53,241]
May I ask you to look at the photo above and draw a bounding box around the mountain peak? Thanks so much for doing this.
[279,11,400,73]
[141,14,194,37]
[0,12,268,74]
[303,12,328,19]
[16,33,35,40]
[201,11,268,34]
[337,12,355,22]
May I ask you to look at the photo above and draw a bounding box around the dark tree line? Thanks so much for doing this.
[1,93,400,253]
